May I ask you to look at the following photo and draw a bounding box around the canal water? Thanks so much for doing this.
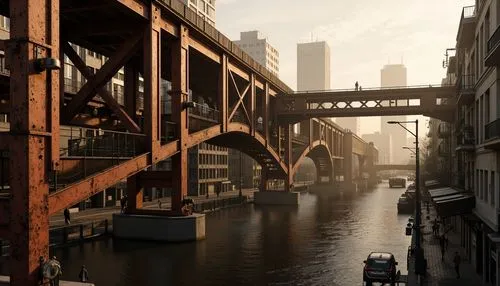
[55,182,410,285]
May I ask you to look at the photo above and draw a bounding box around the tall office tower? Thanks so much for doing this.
[297,41,330,91]
[380,64,407,164]
[234,31,280,76]
[182,0,216,26]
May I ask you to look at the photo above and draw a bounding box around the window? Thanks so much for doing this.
[64,64,72,79]
[485,170,489,202]
[480,170,484,200]
[491,171,495,206]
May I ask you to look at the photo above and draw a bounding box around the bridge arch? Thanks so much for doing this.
[204,123,287,177]
[292,140,333,183]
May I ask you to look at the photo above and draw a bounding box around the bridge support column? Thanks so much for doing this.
[126,174,143,211]
[7,0,60,284]
[342,131,356,192]
[284,124,293,192]
[116,170,205,242]
[170,23,189,213]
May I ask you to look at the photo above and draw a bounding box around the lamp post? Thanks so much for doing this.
[239,150,243,197]
[388,119,424,274]
[402,146,416,155]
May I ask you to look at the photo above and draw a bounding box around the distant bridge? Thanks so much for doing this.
[374,164,416,171]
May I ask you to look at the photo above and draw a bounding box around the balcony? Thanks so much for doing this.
[456,5,476,49]
[438,122,451,138]
[455,125,475,152]
[484,119,500,149]
[485,25,500,66]
[456,74,475,106]
[438,141,450,157]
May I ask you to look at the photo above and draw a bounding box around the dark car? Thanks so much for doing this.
[389,177,406,188]
[363,252,398,285]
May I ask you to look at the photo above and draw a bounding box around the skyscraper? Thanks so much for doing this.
[297,41,330,91]
[296,41,359,134]
[380,64,407,164]
[234,31,279,76]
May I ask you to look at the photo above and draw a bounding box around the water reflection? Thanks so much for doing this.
[0,183,411,285]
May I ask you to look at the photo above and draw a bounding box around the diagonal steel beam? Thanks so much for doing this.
[228,70,250,122]
[48,154,149,215]
[62,32,144,123]
[63,42,141,133]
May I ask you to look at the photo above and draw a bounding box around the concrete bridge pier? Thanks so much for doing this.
[254,167,300,206]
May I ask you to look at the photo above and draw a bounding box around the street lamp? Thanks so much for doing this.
[388,120,424,275]
[402,146,416,155]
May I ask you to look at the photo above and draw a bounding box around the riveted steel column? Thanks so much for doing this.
[124,64,138,121]
[218,54,228,132]
[126,174,143,211]
[343,132,353,185]
[144,3,161,163]
[171,24,189,213]
[284,124,293,192]
[8,0,59,284]
[250,74,255,136]
[264,83,269,146]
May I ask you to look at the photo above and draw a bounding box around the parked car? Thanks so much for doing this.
[389,177,406,188]
[363,252,398,285]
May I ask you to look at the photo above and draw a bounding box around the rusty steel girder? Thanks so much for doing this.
[7,0,59,283]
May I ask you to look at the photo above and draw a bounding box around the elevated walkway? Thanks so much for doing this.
[278,85,456,123]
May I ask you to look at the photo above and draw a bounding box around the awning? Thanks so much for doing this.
[425,180,442,189]
[428,187,460,198]
[430,187,475,217]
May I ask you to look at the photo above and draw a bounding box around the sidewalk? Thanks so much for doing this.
[49,188,257,227]
[408,205,488,285]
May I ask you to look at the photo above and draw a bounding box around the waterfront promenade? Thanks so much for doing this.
[49,188,258,228]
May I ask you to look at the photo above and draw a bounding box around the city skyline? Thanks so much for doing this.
[216,0,475,135]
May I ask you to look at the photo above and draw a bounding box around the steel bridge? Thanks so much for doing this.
[0,0,456,283]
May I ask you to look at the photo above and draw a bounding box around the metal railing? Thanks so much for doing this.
[188,103,219,123]
[488,25,500,54]
[292,83,453,94]
[59,126,146,158]
[485,119,500,141]
[457,125,475,145]
[456,74,475,91]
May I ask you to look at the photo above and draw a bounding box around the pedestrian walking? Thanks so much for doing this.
[355,81,359,91]
[439,235,446,261]
[158,199,162,209]
[120,196,127,213]
[63,208,71,225]
[50,256,62,286]
[453,251,461,278]
[359,86,363,91]
[78,265,89,282]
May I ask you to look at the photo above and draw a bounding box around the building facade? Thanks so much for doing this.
[436,1,500,284]
[297,41,330,91]
[380,64,408,164]
[234,31,280,76]
[362,132,392,164]
[335,118,360,136]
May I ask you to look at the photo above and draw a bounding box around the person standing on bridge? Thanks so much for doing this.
[355,81,359,91]
[359,86,363,91]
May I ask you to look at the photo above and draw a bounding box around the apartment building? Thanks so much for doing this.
[234,31,279,76]
[439,1,500,284]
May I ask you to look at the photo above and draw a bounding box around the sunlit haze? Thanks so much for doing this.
[216,0,475,136]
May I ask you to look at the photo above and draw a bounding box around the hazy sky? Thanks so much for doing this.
[215,0,474,136]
